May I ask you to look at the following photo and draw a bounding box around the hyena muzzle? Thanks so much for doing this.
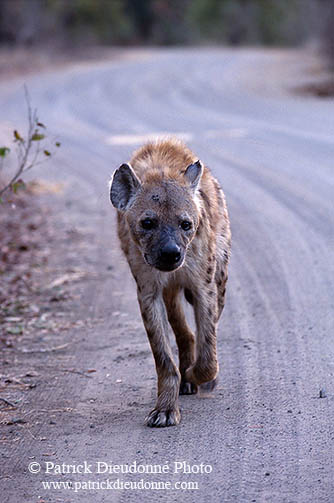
[109,139,231,427]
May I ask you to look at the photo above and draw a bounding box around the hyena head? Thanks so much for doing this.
[110,161,203,272]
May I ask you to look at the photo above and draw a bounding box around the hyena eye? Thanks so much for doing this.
[181,220,192,231]
[141,218,155,230]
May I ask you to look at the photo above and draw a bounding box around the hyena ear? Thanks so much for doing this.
[184,160,203,192]
[110,163,141,211]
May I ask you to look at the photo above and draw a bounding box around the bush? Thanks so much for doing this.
[0,87,60,201]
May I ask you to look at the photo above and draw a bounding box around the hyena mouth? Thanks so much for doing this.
[155,261,184,272]
[144,253,184,272]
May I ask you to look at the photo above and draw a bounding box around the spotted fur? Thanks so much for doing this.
[110,138,231,427]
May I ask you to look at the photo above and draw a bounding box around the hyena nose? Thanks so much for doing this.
[160,243,181,265]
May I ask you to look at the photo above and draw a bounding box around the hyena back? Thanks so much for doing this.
[110,139,231,427]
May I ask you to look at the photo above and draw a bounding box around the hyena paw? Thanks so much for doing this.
[179,380,198,395]
[199,375,219,392]
[185,364,218,386]
[145,407,180,427]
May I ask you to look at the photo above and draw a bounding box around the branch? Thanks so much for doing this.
[0,85,60,198]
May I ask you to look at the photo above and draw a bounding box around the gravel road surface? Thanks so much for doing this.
[1,48,334,503]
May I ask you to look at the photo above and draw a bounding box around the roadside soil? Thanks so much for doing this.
[0,182,101,426]
[229,46,334,98]
[0,44,151,80]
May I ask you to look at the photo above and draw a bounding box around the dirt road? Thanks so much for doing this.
[1,48,334,502]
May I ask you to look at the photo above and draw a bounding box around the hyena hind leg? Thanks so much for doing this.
[197,270,228,392]
[163,287,198,395]
[216,270,228,321]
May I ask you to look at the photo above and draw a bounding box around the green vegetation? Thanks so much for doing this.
[0,87,60,200]
[0,0,326,47]
[187,0,304,45]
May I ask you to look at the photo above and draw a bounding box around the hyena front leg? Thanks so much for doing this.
[185,285,219,388]
[163,287,197,395]
[138,289,181,427]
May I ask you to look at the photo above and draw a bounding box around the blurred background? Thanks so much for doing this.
[0,0,332,61]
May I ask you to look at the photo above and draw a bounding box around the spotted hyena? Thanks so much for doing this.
[109,139,231,427]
